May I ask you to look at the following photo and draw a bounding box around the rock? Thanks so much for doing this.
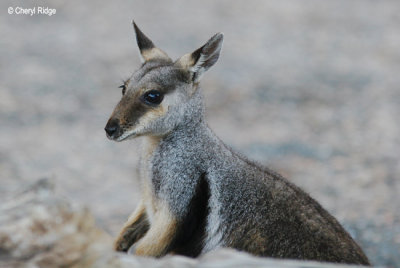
[0,179,368,268]
[0,179,112,268]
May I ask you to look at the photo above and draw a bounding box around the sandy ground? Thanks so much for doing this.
[1,1,399,266]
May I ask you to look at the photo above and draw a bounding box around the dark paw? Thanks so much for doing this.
[114,238,131,252]
[114,228,137,252]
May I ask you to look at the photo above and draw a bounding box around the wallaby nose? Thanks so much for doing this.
[105,119,120,138]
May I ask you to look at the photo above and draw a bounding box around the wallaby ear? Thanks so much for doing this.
[132,21,171,63]
[175,33,223,83]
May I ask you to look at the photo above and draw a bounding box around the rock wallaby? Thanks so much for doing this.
[105,21,370,265]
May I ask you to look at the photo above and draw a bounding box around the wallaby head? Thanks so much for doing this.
[105,21,223,141]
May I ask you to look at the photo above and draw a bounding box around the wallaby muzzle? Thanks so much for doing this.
[105,118,121,140]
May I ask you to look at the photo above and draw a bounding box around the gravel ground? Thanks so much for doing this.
[1,1,399,266]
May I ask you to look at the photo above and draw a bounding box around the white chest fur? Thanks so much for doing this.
[139,136,161,224]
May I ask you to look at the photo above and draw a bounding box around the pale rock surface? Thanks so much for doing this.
[0,179,369,268]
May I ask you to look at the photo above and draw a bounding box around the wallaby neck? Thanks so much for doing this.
[162,86,207,139]
[178,86,206,130]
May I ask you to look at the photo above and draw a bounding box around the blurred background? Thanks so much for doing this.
[1,1,399,266]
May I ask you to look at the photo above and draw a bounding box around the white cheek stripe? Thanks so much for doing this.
[116,114,152,142]
[116,129,136,141]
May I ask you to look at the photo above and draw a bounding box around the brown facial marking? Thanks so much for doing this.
[109,90,149,133]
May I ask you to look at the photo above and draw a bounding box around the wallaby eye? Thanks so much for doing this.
[142,90,164,105]
[119,84,126,95]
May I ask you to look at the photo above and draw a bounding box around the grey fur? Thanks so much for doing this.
[107,23,370,265]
